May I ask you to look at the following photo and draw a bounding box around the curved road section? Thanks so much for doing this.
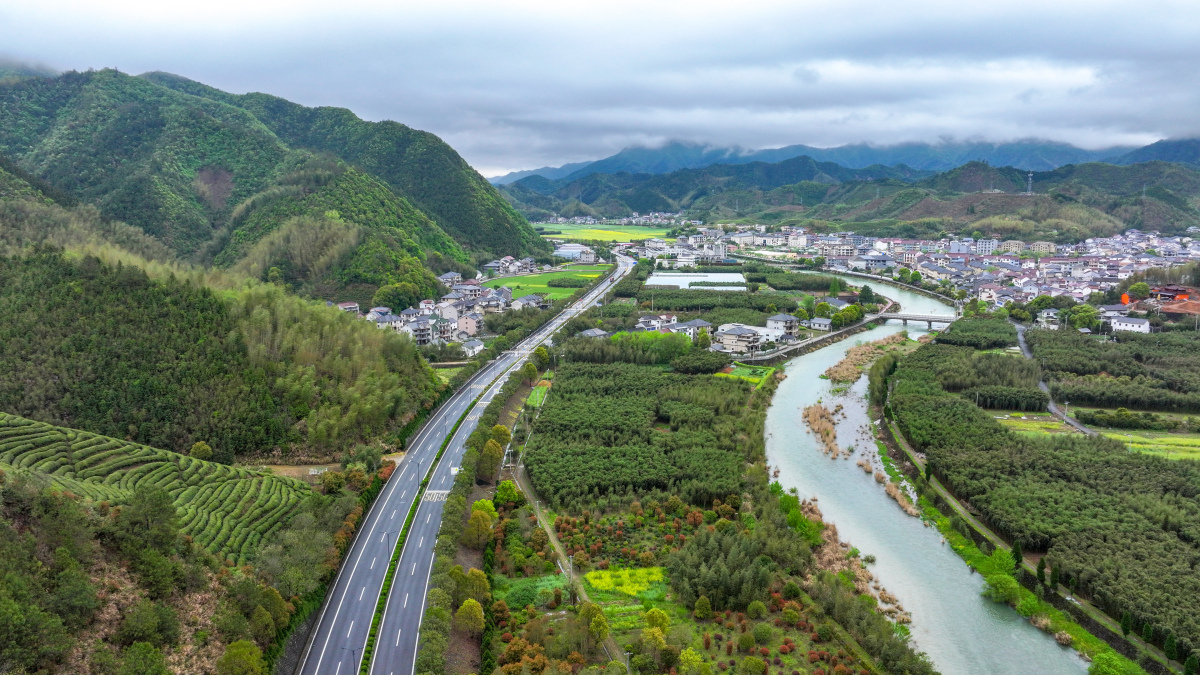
[296,255,635,675]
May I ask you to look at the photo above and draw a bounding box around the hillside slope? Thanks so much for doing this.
[144,71,548,257]
[0,249,441,461]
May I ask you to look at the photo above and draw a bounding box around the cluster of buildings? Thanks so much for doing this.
[578,311,824,355]
[333,270,551,354]
[481,256,545,276]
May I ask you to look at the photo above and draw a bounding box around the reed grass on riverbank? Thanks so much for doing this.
[823,331,910,382]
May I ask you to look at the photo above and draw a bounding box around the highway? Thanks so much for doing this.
[296,254,635,675]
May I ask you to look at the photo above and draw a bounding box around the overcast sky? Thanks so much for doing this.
[2,0,1198,175]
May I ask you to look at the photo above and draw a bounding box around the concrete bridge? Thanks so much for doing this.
[876,312,957,328]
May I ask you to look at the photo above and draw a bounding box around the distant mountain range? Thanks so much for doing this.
[491,138,1200,184]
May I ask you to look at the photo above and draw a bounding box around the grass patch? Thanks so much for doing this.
[540,224,673,241]
[485,265,613,299]
[527,384,550,408]
[435,367,462,384]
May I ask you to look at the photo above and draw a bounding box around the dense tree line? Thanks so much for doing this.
[934,317,1018,350]
[888,343,1200,656]
[744,272,840,292]
[560,332,694,366]
[1074,408,1195,431]
[0,249,440,461]
[524,363,755,510]
[1029,328,1200,413]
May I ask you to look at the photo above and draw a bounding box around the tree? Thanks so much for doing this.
[117,600,178,648]
[1069,304,1101,330]
[189,441,213,461]
[523,361,539,385]
[116,486,179,553]
[492,425,512,446]
[814,302,832,318]
[983,575,1020,604]
[696,328,711,350]
[1010,541,1023,570]
[372,282,421,312]
[1185,653,1198,675]
[1129,282,1151,300]
[478,439,505,482]
[746,600,767,620]
[533,346,550,370]
[250,606,275,648]
[1166,634,1177,661]
[679,648,703,675]
[644,608,669,631]
[320,471,345,494]
[216,640,265,675]
[455,599,485,636]
[472,499,498,520]
[1036,558,1046,586]
[464,568,491,604]
[643,626,666,655]
[1121,611,1132,637]
[1087,651,1125,675]
[752,622,772,644]
[828,279,841,296]
[590,613,610,648]
[462,510,492,549]
[740,657,766,675]
[858,285,876,304]
[495,480,522,506]
[118,642,170,675]
[693,595,712,620]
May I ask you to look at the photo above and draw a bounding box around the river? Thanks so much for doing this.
[765,277,1087,674]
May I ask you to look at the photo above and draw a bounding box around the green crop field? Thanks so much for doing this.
[527,384,550,407]
[994,411,1079,436]
[0,412,310,563]
[484,265,613,299]
[1101,431,1200,461]
[716,363,776,387]
[539,223,673,241]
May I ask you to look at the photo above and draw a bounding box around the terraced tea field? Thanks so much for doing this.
[0,412,311,563]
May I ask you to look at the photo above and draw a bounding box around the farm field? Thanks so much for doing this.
[527,381,551,407]
[1100,430,1200,460]
[539,223,672,241]
[717,363,776,387]
[994,411,1080,436]
[485,265,613,299]
[0,412,310,563]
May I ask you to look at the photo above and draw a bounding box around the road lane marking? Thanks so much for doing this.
[347,620,354,638]
[396,628,402,646]
[335,663,341,675]
[401,490,406,499]
[426,513,430,524]
[404,593,409,607]
[411,562,416,575]
[371,557,375,569]
[391,509,396,519]
[359,586,365,600]
[419,536,424,547]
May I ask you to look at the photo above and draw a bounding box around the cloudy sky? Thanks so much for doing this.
[2,0,1198,175]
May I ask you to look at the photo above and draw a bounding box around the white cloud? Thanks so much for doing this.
[1,0,1197,174]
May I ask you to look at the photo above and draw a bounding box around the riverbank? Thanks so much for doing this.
[766,302,1090,673]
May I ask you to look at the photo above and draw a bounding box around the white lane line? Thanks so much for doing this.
[426,513,430,524]
[391,509,396,519]
[359,586,365,601]
[347,620,354,638]
[380,532,385,543]
[335,663,342,675]
[401,490,407,499]
[419,536,424,547]
[395,628,402,646]
[404,593,409,607]
[371,557,376,570]
[411,562,416,575]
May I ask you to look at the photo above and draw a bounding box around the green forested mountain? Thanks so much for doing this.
[499,154,928,220]
[143,71,548,257]
[0,68,545,285]
[504,151,1200,242]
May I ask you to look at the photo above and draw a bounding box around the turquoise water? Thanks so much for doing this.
[765,280,1086,674]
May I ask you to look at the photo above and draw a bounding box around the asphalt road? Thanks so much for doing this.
[296,255,634,675]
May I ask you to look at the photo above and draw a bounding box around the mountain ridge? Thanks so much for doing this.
[491,139,1141,184]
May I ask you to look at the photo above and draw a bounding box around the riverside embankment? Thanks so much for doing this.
[764,286,1088,674]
